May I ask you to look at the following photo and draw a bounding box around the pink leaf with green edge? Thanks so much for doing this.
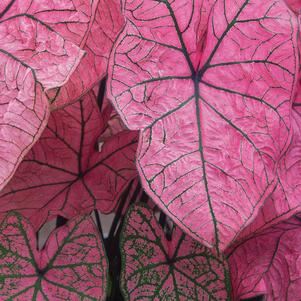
[108,0,299,253]
[49,0,124,109]
[0,1,85,191]
[0,92,138,231]
[229,215,301,300]
[0,212,108,300]
[232,106,301,245]
[120,203,231,300]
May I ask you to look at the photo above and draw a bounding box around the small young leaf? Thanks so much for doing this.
[108,0,299,252]
[0,212,108,300]
[0,92,138,230]
[120,203,231,300]
[229,215,301,300]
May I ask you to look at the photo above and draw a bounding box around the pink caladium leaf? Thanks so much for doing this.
[229,215,301,300]
[108,0,299,252]
[0,63,49,193]
[235,107,301,242]
[1,0,95,45]
[0,212,108,300]
[0,1,85,90]
[120,203,231,300]
[0,1,85,191]
[0,92,138,230]
[1,0,108,108]
[49,0,124,109]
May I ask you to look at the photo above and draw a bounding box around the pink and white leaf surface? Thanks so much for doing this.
[234,107,301,243]
[49,0,125,109]
[229,215,301,300]
[108,0,299,252]
[0,0,86,190]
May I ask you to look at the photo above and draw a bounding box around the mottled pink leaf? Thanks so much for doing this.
[0,92,138,230]
[229,215,301,300]
[120,203,231,300]
[0,212,108,300]
[49,0,124,108]
[108,0,299,252]
[0,1,85,190]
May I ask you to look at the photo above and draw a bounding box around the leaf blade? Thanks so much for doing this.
[0,213,109,300]
[108,0,299,251]
[120,203,231,300]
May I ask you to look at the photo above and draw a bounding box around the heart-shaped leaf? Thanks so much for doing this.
[120,203,231,300]
[108,0,299,252]
[49,0,125,109]
[0,0,86,191]
[229,215,301,300]
[0,212,108,300]
[0,92,138,230]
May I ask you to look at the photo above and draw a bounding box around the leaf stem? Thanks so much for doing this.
[0,0,15,18]
[97,77,107,112]
[94,210,105,242]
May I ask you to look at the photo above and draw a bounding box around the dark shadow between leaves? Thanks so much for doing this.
[241,295,265,301]
[36,215,68,251]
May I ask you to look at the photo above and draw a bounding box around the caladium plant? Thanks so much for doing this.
[0,0,301,300]
[0,0,87,191]
[0,90,138,230]
[120,203,231,300]
[47,0,125,109]
[236,106,301,241]
[229,215,301,300]
[107,0,299,253]
[0,212,108,300]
